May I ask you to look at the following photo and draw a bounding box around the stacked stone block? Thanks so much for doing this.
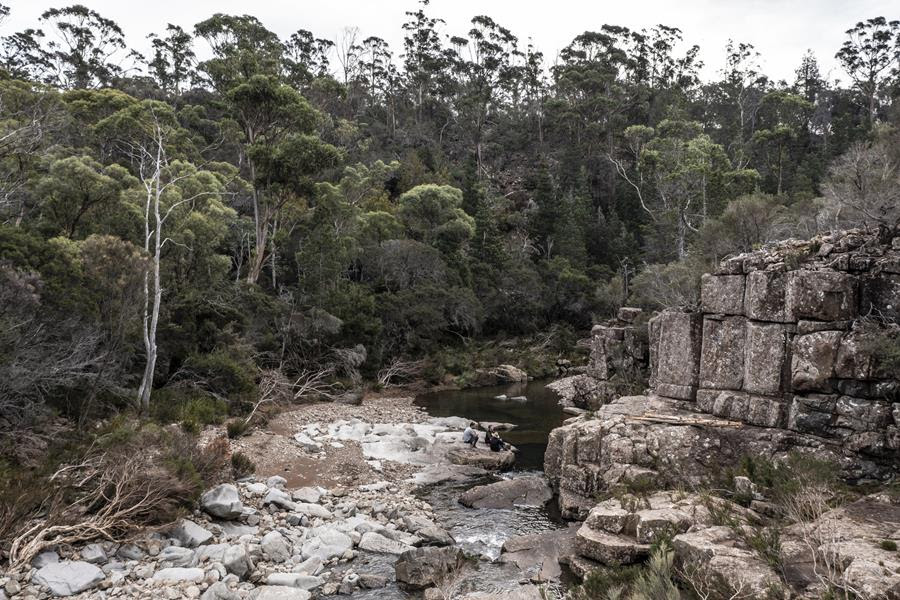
[546,232,899,520]
[574,307,649,410]
[649,232,900,457]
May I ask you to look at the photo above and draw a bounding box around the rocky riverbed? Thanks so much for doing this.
[0,394,568,600]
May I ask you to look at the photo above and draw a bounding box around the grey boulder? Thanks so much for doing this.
[358,531,414,555]
[201,582,241,600]
[173,519,214,547]
[251,586,311,600]
[79,543,107,564]
[394,546,465,590]
[459,476,552,509]
[263,488,298,511]
[32,550,60,569]
[300,527,352,562]
[265,573,323,590]
[33,560,105,597]
[292,487,322,504]
[201,483,244,520]
[222,544,254,579]
[152,567,205,582]
[416,525,455,546]
[261,530,292,563]
[157,545,196,567]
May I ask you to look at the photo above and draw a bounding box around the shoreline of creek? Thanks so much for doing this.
[226,379,574,598]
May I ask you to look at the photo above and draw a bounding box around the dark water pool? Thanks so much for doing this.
[414,379,569,470]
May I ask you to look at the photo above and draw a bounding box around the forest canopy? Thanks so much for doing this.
[0,3,899,443]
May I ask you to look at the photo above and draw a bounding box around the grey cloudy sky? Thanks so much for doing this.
[3,0,896,83]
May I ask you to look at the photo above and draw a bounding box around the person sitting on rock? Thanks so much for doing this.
[484,425,494,444]
[487,429,508,452]
[462,422,478,447]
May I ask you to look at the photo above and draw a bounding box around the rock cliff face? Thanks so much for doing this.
[549,308,650,411]
[546,230,900,519]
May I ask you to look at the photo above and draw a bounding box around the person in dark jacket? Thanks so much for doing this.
[484,425,494,444]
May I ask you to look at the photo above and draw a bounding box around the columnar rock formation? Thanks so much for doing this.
[549,307,649,410]
[546,230,900,519]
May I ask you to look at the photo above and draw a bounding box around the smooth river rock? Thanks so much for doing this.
[394,546,465,590]
[200,483,244,520]
[446,447,515,470]
[33,561,105,597]
[459,476,553,509]
[250,586,311,600]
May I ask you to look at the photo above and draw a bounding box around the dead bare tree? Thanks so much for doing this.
[781,482,863,600]
[242,369,292,425]
[0,263,118,458]
[377,358,426,388]
[105,104,221,412]
[677,561,755,600]
[336,26,361,86]
[7,453,193,569]
[332,344,367,386]
[292,367,339,401]
[821,140,900,231]
[239,365,341,429]
[0,82,64,225]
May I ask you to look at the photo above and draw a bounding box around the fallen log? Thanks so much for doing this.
[626,413,742,428]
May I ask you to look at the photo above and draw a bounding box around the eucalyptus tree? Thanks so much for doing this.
[751,91,814,195]
[448,16,520,174]
[193,14,283,92]
[226,75,341,284]
[705,41,770,169]
[147,24,196,95]
[548,27,636,202]
[32,155,133,238]
[836,17,900,127]
[96,100,236,412]
[284,29,334,88]
[2,5,138,89]
[0,79,64,225]
[401,1,449,130]
[628,25,701,123]
[609,120,736,259]
[397,184,474,256]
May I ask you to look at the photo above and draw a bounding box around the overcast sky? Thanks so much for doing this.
[3,0,896,83]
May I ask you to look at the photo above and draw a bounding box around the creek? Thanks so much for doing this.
[348,380,571,599]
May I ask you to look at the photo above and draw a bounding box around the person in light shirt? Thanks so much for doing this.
[462,422,479,447]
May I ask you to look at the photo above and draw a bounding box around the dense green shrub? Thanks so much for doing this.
[572,548,679,600]
[183,349,257,398]
[231,451,256,479]
[226,419,249,439]
[150,388,230,430]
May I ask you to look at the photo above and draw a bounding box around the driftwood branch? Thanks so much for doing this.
[626,413,742,428]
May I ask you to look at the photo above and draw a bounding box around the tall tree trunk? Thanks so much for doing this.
[246,153,268,284]
[137,142,163,413]
[247,212,268,284]
[868,89,877,128]
[777,148,784,196]
[676,210,687,260]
